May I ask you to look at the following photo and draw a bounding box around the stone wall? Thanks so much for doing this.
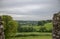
[0,16,5,39]
[53,12,60,39]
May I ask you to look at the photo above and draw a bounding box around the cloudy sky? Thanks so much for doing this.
[0,0,60,21]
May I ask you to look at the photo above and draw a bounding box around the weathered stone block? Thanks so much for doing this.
[53,12,60,39]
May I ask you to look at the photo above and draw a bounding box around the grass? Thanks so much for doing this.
[44,23,53,30]
[17,32,51,34]
[16,32,52,36]
[11,32,52,39]
[20,23,53,31]
[11,36,52,39]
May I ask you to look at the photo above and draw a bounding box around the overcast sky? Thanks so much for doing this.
[0,0,60,21]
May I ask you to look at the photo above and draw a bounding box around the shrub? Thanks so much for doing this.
[18,26,36,32]
[39,26,47,32]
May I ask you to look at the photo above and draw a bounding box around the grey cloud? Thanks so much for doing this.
[0,0,60,20]
[13,15,52,21]
[1,0,59,8]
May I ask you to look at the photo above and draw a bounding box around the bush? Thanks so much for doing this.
[18,26,36,32]
[38,26,47,32]
[44,23,52,32]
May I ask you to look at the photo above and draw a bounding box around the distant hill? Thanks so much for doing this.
[16,20,52,26]
[16,20,38,26]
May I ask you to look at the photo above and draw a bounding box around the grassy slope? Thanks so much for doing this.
[16,32,52,36]
[20,23,53,31]
[44,23,53,30]
[12,36,52,39]
[11,32,52,39]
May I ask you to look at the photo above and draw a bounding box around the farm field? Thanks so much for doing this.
[11,32,52,39]
[12,36,52,39]
[11,23,52,39]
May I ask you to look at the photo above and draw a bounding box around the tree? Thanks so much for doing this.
[2,15,18,39]
[38,21,45,26]
[18,26,36,32]
[38,20,52,26]
[39,26,47,32]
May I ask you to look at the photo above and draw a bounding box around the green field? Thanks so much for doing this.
[12,23,52,39]
[12,36,52,39]
[11,32,52,39]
